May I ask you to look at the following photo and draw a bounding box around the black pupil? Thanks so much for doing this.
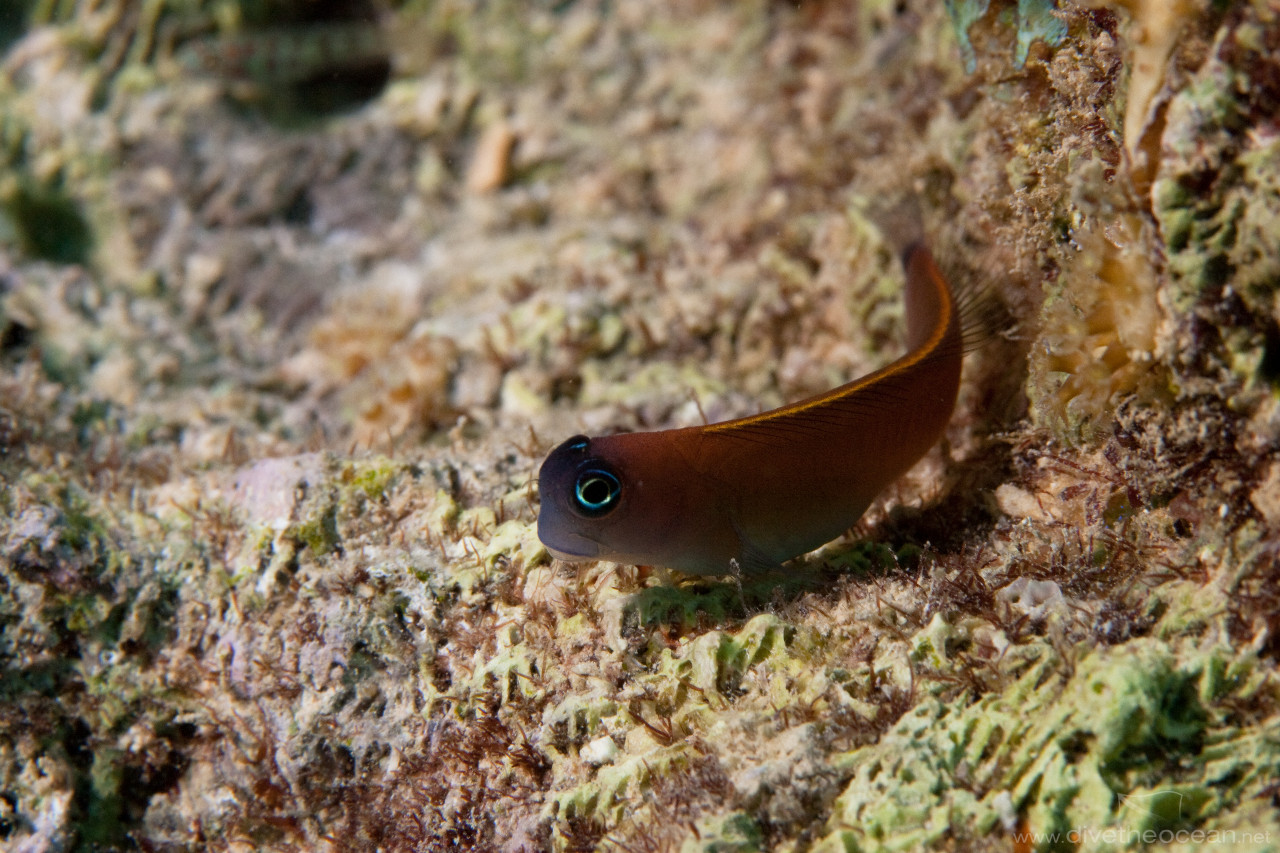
[575,470,619,514]
[580,478,610,505]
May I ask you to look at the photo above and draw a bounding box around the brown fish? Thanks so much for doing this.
[538,244,968,575]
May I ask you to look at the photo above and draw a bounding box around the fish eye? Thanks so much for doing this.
[573,468,621,516]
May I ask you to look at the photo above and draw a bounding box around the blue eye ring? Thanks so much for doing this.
[574,468,621,516]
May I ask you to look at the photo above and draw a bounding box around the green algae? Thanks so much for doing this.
[682,812,764,853]
[945,0,1068,73]
[292,499,340,557]
[544,690,621,746]
[626,583,741,631]
[1151,0,1280,394]
[822,540,905,577]
[1,181,93,266]
[1013,0,1068,67]
[816,640,1280,851]
[344,457,399,502]
[944,0,992,73]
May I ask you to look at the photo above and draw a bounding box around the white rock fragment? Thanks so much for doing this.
[1249,460,1280,527]
[991,790,1018,833]
[994,483,1050,522]
[580,734,619,766]
[996,578,1068,620]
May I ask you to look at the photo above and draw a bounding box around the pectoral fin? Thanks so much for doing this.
[735,535,786,576]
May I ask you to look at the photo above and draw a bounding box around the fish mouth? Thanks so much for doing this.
[538,527,601,561]
[546,545,596,562]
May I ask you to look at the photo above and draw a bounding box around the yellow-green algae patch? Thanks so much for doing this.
[1151,0,1280,400]
[816,639,1280,851]
[542,614,808,839]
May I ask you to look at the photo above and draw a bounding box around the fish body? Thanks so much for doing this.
[537,244,965,575]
